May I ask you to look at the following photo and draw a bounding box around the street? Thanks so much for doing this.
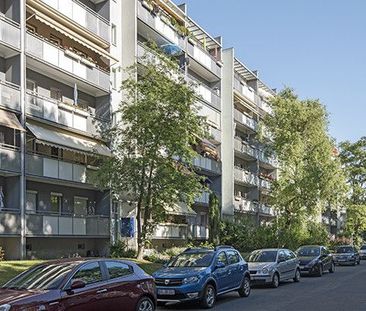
[160,262,366,311]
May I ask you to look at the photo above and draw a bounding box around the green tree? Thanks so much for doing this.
[208,193,220,245]
[262,88,347,245]
[339,137,366,245]
[97,44,206,259]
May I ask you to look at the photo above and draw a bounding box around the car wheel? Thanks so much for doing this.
[293,269,300,282]
[357,259,361,265]
[329,262,335,273]
[271,273,280,288]
[136,297,155,311]
[201,284,216,309]
[352,260,356,266]
[317,264,323,277]
[238,275,251,297]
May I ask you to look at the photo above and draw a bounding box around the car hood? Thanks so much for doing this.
[248,262,275,271]
[153,267,207,279]
[0,288,45,305]
[298,256,318,265]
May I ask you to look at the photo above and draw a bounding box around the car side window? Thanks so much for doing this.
[106,261,133,279]
[284,250,293,260]
[321,247,328,255]
[71,262,103,286]
[278,250,286,262]
[226,250,240,265]
[216,252,228,266]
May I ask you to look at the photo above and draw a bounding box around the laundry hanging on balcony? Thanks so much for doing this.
[160,43,183,56]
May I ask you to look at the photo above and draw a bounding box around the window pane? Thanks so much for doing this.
[72,262,102,285]
[217,252,227,265]
[26,191,37,212]
[50,194,62,213]
[227,251,240,264]
[106,262,132,279]
[74,197,88,216]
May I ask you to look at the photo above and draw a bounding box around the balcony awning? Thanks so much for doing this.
[26,5,118,63]
[0,109,25,131]
[26,121,111,157]
[164,202,197,217]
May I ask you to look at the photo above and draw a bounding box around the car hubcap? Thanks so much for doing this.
[296,270,300,280]
[274,275,279,286]
[139,300,153,311]
[206,287,215,306]
[244,278,250,295]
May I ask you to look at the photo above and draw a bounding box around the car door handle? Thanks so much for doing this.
[96,289,107,294]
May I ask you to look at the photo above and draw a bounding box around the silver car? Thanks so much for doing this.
[247,248,301,288]
[359,245,366,260]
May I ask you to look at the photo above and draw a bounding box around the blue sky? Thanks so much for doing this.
[173,0,366,143]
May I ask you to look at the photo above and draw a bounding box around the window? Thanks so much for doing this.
[278,250,286,262]
[26,80,37,93]
[49,34,62,47]
[226,250,240,265]
[50,87,62,102]
[74,197,88,216]
[26,191,38,212]
[111,24,117,45]
[284,250,295,260]
[216,252,228,266]
[0,131,4,144]
[50,193,62,214]
[70,262,102,286]
[106,261,132,279]
[112,68,117,89]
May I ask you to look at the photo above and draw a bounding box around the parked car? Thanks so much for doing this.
[359,244,366,260]
[152,246,251,309]
[296,245,335,276]
[0,258,156,311]
[333,245,360,265]
[247,248,300,288]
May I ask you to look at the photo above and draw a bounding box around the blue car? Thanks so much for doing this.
[152,246,251,308]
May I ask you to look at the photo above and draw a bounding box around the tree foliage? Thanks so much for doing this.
[97,44,206,259]
[262,88,347,239]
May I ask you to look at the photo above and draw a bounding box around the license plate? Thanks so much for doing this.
[338,259,346,261]
[158,289,175,295]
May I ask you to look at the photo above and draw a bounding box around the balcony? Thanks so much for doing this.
[0,16,20,56]
[260,179,272,190]
[0,146,21,174]
[234,77,256,103]
[153,223,187,239]
[234,167,258,187]
[0,81,21,112]
[40,0,110,43]
[26,92,108,137]
[137,0,185,50]
[234,138,257,159]
[234,109,257,131]
[193,155,221,175]
[189,225,209,240]
[208,126,221,144]
[0,209,20,235]
[187,43,221,79]
[26,33,110,95]
[26,213,110,236]
[195,191,210,205]
[187,75,221,110]
[27,154,95,184]
[234,198,257,213]
[258,204,276,216]
[258,150,278,168]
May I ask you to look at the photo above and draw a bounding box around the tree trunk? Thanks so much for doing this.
[136,160,147,261]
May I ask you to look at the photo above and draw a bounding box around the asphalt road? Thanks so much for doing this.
[159,261,366,311]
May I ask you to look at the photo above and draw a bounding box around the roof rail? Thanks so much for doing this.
[214,245,234,251]
[183,247,212,253]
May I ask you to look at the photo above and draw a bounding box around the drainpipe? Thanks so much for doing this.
[19,0,26,260]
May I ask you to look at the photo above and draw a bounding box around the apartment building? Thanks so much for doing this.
[222,48,277,225]
[0,0,121,260]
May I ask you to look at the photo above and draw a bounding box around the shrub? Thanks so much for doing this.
[0,247,4,261]
[110,240,137,259]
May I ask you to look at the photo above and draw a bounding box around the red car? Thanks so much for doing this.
[0,258,156,311]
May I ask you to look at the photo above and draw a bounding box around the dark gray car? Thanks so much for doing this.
[333,245,360,265]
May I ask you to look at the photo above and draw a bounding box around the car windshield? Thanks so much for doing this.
[248,250,277,262]
[361,245,366,250]
[2,263,78,290]
[336,247,353,254]
[297,247,320,257]
[168,251,214,268]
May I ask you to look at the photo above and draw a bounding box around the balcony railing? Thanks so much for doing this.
[26,33,110,91]
[0,16,20,50]
[260,179,272,190]
[187,75,221,110]
[234,167,258,186]
[195,191,210,205]
[234,198,257,213]
[153,223,187,239]
[0,80,21,112]
[258,204,276,216]
[27,154,95,184]
[193,155,221,174]
[0,209,20,235]
[137,1,185,50]
[41,0,110,42]
[234,138,257,159]
[189,225,209,240]
[26,213,110,236]
[234,109,257,131]
[0,146,21,173]
[187,43,221,77]
[208,126,221,143]
[258,150,278,167]
[26,92,109,137]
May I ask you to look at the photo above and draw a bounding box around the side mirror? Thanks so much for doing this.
[215,262,225,269]
[70,280,86,290]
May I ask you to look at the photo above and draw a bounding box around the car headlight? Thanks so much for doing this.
[0,304,11,311]
[183,276,200,284]
[307,259,318,267]
[262,266,274,274]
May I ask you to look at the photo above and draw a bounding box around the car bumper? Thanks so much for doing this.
[334,259,355,265]
[156,285,203,303]
[250,274,272,284]
[359,254,366,260]
[299,265,320,275]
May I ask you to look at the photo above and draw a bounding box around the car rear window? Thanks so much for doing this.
[336,247,353,253]
[106,261,133,279]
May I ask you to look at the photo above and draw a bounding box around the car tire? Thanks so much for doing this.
[293,269,301,282]
[357,259,361,265]
[317,264,323,277]
[352,260,356,266]
[238,275,251,297]
[271,273,280,288]
[329,262,335,273]
[136,297,155,311]
[201,284,216,309]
